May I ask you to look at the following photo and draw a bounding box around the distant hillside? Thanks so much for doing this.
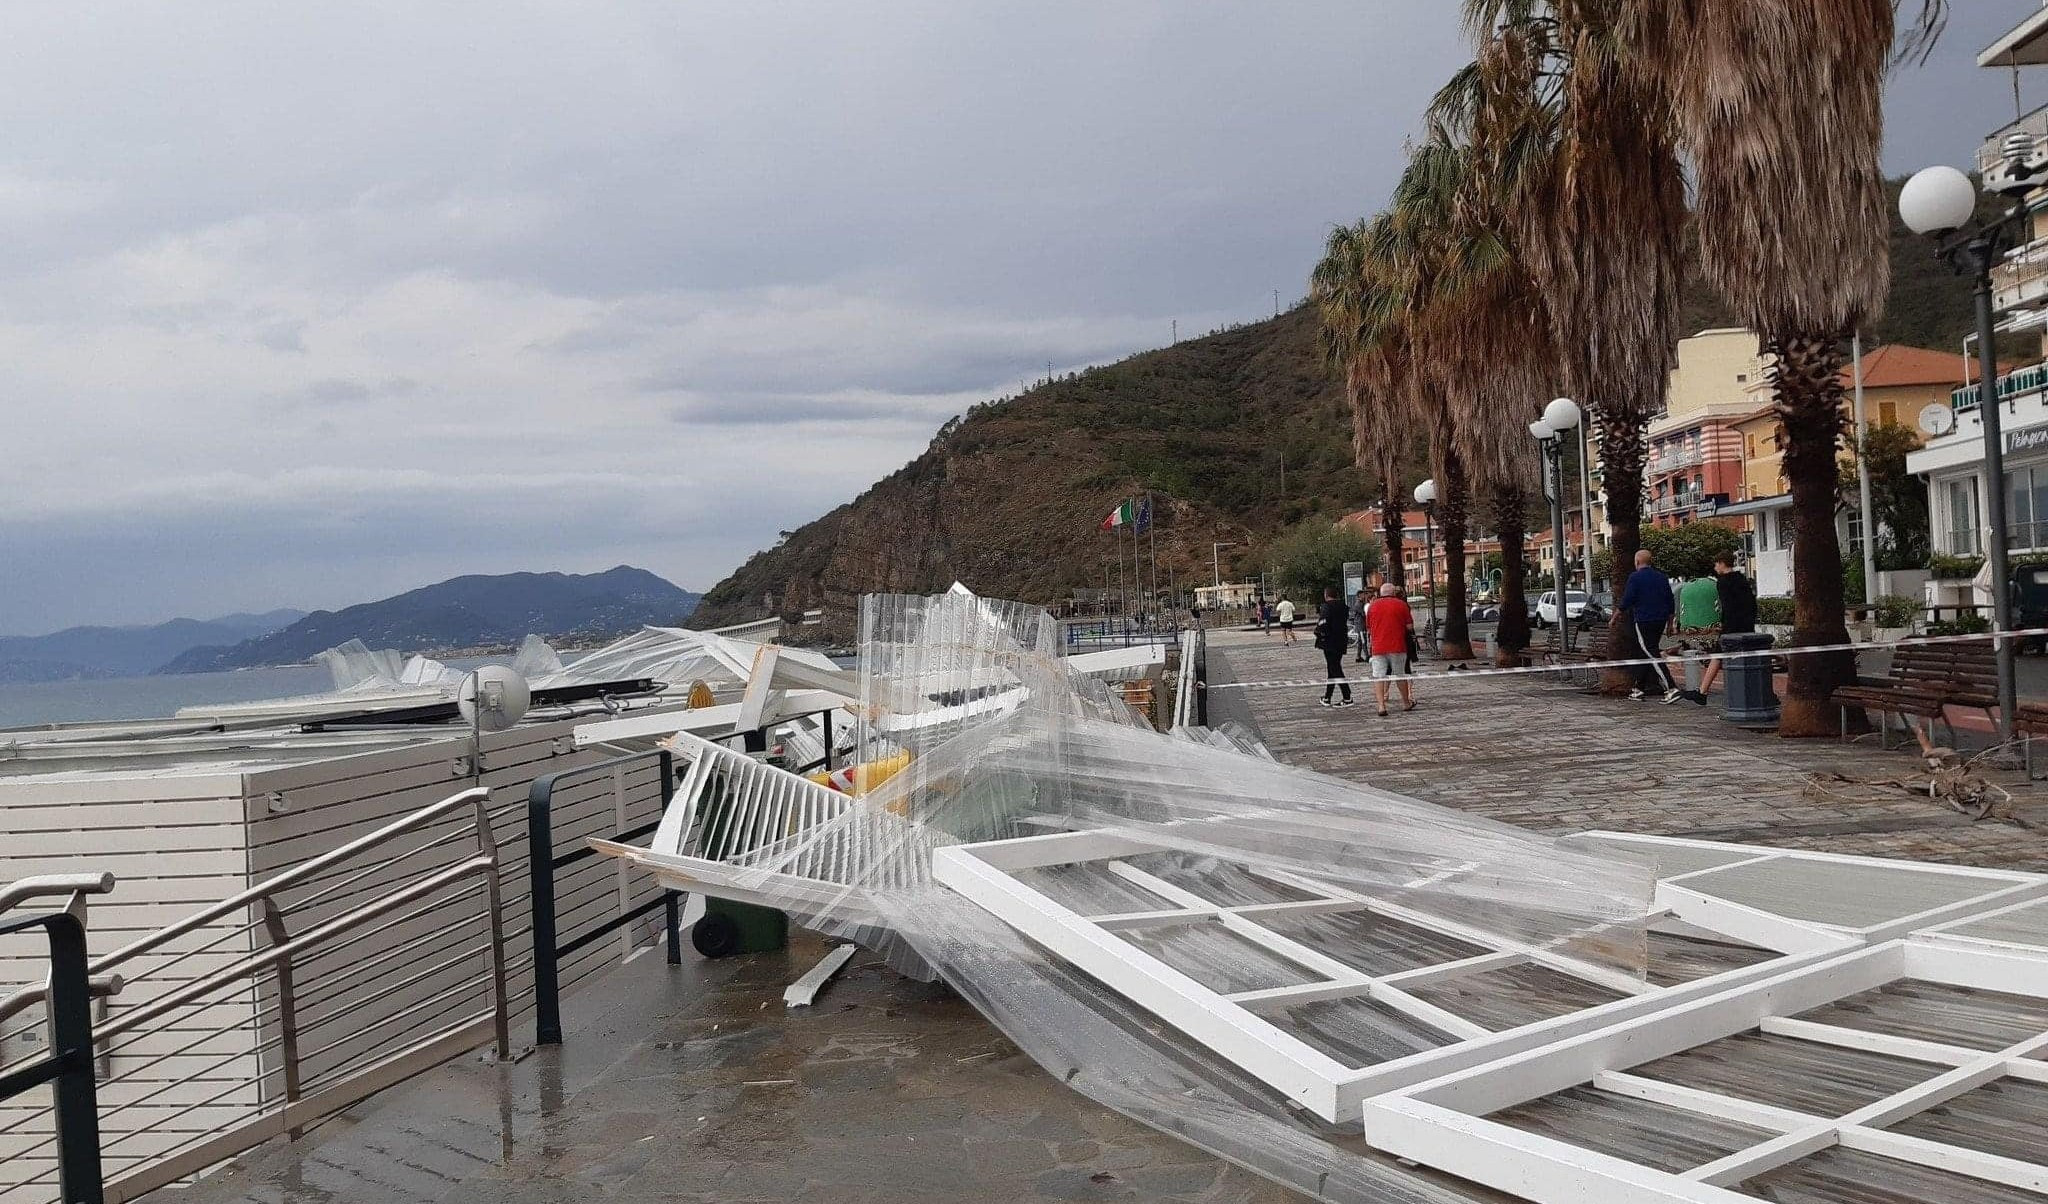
[0,610,305,683]
[159,568,698,673]
[693,175,1991,638]
[692,307,1389,635]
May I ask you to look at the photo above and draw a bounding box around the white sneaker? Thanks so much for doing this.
[1628,689,1645,701]
[1662,688,1683,705]
[1318,698,1334,708]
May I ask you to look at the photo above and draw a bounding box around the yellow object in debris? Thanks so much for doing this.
[806,749,914,798]
[686,680,716,709]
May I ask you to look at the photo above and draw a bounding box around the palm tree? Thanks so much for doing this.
[1615,1,1943,734]
[1381,136,1553,663]
[1444,0,1688,688]
[1313,222,1403,581]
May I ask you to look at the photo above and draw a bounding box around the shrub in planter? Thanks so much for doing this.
[1756,597,1796,627]
[1928,614,1991,637]
[1929,553,1985,581]
[1874,595,1920,629]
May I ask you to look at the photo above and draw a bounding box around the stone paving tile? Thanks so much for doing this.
[1207,630,2048,871]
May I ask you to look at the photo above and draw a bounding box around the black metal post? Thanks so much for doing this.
[0,910,103,1203]
[528,748,677,1046]
[526,777,564,1046]
[1543,436,1572,653]
[1422,503,1438,640]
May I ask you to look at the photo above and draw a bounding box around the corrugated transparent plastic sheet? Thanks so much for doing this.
[689,590,1654,1198]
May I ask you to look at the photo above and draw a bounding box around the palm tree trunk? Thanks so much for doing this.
[1595,407,1649,695]
[1491,483,1532,664]
[1769,332,1855,737]
[1440,451,1473,659]
[1379,455,1405,586]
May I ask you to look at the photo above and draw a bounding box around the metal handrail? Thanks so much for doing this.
[527,750,679,1046]
[1,785,513,1204]
[0,875,113,917]
[85,788,487,981]
[0,910,102,1204]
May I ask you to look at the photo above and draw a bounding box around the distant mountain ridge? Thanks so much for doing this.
[0,610,306,683]
[157,567,699,674]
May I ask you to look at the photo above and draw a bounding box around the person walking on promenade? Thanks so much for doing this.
[1277,596,1298,644]
[1619,549,1682,703]
[1695,554,1758,702]
[1315,587,1355,708]
[1363,582,1416,717]
[1351,586,1370,663]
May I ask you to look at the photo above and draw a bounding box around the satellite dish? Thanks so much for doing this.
[458,666,531,733]
[1920,403,1957,437]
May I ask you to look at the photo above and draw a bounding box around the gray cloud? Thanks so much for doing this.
[0,2,2029,634]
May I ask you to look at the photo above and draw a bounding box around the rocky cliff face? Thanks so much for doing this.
[692,309,1383,638]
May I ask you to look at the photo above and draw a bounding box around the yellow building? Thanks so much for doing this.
[1657,328,1769,426]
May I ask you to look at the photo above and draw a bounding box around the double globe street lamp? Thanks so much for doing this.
[1529,397,1585,653]
[1899,155,2042,743]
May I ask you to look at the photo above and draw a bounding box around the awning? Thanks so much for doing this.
[1704,493,1793,518]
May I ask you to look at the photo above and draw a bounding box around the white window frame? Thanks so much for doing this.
[1366,937,2048,1203]
[932,828,1861,1125]
[1575,832,2048,947]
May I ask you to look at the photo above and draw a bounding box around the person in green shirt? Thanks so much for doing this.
[1678,574,1720,633]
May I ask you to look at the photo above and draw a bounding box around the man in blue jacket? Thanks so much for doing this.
[1618,549,1681,703]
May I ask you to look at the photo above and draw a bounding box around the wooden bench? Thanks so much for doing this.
[2015,703,2048,778]
[1832,640,1997,749]
[1540,630,1604,687]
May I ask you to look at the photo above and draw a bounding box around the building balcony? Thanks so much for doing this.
[1978,103,2048,195]
[1952,361,2048,412]
[1998,235,2048,313]
[1648,447,1704,475]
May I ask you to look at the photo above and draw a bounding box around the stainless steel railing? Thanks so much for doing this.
[0,787,512,1204]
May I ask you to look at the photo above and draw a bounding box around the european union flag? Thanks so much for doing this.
[1134,495,1153,534]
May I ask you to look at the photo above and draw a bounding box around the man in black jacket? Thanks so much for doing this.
[1696,554,1758,701]
[1315,587,1355,708]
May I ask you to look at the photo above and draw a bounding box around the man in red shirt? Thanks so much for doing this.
[1364,582,1416,717]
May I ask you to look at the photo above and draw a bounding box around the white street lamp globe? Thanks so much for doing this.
[1543,397,1583,431]
[1899,166,1978,236]
[1528,419,1554,441]
[1414,479,1438,505]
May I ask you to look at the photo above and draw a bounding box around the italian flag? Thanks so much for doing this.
[1100,500,1132,530]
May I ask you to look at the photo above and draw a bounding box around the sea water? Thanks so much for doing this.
[0,655,530,729]
[0,665,336,728]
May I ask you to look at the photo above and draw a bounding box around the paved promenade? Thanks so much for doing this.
[1204,627,2048,872]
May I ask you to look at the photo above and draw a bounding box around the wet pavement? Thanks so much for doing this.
[179,935,1311,1204]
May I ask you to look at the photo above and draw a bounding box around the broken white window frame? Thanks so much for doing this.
[1577,832,2048,946]
[930,827,1859,1126]
[1365,937,2048,1203]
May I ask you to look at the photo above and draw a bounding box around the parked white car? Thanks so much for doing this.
[1535,590,1600,628]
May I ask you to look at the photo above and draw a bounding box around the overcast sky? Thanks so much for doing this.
[0,2,2037,635]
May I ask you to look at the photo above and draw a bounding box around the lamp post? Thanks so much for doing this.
[1901,162,2033,744]
[1211,541,1236,590]
[1414,479,1439,638]
[1531,398,1585,653]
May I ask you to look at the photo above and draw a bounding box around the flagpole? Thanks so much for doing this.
[1147,495,1158,624]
